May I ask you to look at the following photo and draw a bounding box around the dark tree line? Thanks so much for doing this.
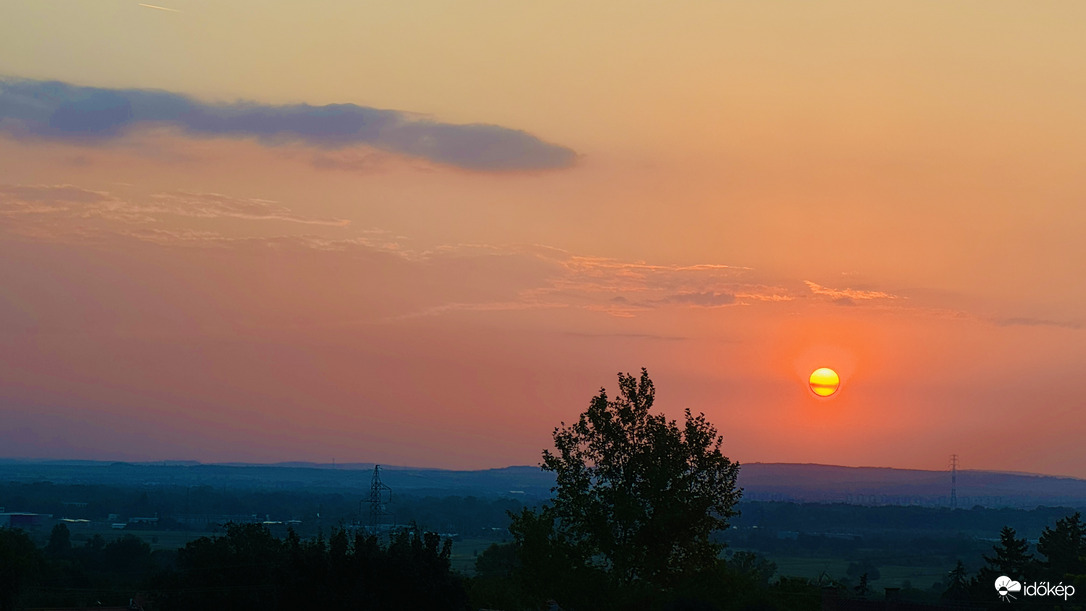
[154,523,467,610]
[0,522,468,611]
[939,512,1086,608]
[1,524,163,611]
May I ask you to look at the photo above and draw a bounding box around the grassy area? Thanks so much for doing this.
[69,526,219,551]
[450,537,507,575]
[762,555,947,591]
[62,524,507,571]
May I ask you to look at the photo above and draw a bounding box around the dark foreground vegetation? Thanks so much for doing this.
[2,522,467,610]
[2,520,819,610]
[4,511,1086,610]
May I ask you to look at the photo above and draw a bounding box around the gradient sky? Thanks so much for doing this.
[1,1,1084,475]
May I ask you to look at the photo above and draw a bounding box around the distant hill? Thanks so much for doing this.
[1,459,1084,508]
[0,459,557,498]
[738,463,1086,508]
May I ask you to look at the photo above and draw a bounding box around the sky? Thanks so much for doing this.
[1,1,1084,476]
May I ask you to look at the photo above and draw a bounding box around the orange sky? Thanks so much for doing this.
[1,1,1083,475]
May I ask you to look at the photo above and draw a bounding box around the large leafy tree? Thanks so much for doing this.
[529,368,742,588]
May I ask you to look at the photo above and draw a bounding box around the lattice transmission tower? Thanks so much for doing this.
[949,454,959,510]
[363,464,393,535]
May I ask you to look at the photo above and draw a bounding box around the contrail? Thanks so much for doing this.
[138,3,181,12]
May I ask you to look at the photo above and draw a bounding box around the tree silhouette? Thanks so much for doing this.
[156,523,467,610]
[853,573,870,598]
[45,523,72,557]
[983,526,1035,577]
[941,560,970,603]
[1038,511,1086,577]
[518,368,742,591]
[0,528,44,611]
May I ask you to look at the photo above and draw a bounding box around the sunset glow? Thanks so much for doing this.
[1,1,1084,477]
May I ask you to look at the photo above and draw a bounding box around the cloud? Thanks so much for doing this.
[804,280,900,301]
[550,256,750,294]
[0,182,943,322]
[143,192,350,226]
[0,184,350,230]
[309,150,394,173]
[669,291,737,307]
[563,331,690,341]
[734,291,793,302]
[994,317,1081,330]
[0,184,111,203]
[381,300,566,322]
[0,78,577,171]
[0,184,156,226]
[0,189,928,326]
[138,3,181,12]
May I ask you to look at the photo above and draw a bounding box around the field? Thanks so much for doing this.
[63,525,504,575]
[70,526,218,550]
[449,538,950,590]
[450,537,507,574]
[763,555,947,591]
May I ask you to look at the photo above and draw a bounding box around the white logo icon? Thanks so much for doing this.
[995,576,1022,602]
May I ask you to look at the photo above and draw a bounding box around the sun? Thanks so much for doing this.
[809,367,840,397]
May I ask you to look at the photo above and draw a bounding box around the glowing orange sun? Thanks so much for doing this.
[809,367,840,397]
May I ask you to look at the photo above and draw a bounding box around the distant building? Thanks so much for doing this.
[0,512,51,529]
[125,516,159,529]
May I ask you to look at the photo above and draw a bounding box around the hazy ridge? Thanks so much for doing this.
[2,459,1085,508]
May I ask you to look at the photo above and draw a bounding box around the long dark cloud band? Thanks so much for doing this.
[0,78,576,171]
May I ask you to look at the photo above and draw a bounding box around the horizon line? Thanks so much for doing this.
[0,456,1081,481]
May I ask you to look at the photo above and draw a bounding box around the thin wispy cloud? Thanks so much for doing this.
[146,192,350,226]
[0,184,779,317]
[0,184,111,204]
[668,291,737,307]
[804,280,900,301]
[137,3,181,12]
[994,317,1081,330]
[0,79,577,171]
[0,184,350,231]
[380,300,567,323]
[562,331,690,341]
[0,182,991,325]
[526,253,788,314]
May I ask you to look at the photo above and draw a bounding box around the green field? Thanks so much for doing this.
[759,555,947,591]
[68,526,220,551]
[450,537,507,574]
